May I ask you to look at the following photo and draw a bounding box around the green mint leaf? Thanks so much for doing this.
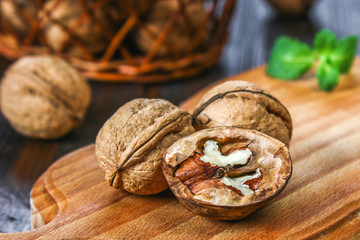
[267,36,315,80]
[316,61,339,91]
[328,36,358,73]
[314,29,338,55]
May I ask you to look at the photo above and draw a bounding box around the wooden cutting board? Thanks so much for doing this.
[3,60,360,239]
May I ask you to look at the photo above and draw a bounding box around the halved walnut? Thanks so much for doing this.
[162,127,292,220]
[175,140,262,201]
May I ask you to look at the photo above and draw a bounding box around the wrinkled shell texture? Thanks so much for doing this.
[162,127,292,220]
[0,0,38,37]
[136,0,207,56]
[95,98,196,195]
[193,80,293,146]
[40,0,117,56]
[0,55,91,139]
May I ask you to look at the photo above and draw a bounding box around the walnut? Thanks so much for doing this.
[0,55,91,139]
[266,0,315,16]
[162,127,292,220]
[95,98,196,195]
[193,80,293,146]
[39,0,119,57]
[0,0,38,37]
[135,0,207,57]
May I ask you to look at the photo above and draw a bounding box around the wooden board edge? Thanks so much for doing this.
[30,144,95,229]
[30,173,48,229]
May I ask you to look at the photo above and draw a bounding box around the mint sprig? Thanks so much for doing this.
[328,36,358,73]
[314,29,337,55]
[267,29,358,91]
[266,37,315,80]
[317,61,339,91]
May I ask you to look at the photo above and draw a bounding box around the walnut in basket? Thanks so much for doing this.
[0,0,38,37]
[0,55,91,139]
[95,98,196,195]
[39,0,119,57]
[135,0,208,57]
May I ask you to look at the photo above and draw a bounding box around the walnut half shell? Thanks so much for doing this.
[95,98,196,195]
[162,127,292,220]
[193,80,293,146]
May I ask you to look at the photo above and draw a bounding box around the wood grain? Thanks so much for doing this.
[2,59,360,239]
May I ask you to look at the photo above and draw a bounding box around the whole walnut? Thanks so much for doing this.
[265,0,315,16]
[135,0,207,57]
[0,55,91,139]
[95,98,196,195]
[39,0,118,57]
[193,80,292,146]
[0,0,38,37]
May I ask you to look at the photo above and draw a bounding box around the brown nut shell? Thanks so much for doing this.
[0,55,91,139]
[40,0,117,57]
[135,0,207,57]
[193,80,293,146]
[0,0,38,37]
[95,98,196,195]
[162,127,292,220]
[266,0,315,16]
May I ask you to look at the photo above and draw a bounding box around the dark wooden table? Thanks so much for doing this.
[0,0,359,234]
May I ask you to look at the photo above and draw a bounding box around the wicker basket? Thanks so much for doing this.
[0,0,235,83]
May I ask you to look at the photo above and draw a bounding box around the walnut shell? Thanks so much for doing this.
[135,0,207,57]
[40,0,117,57]
[266,0,315,16]
[95,98,196,195]
[193,80,293,146]
[162,127,292,220]
[0,55,91,139]
[0,0,38,37]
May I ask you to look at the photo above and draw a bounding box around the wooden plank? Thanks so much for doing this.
[2,59,360,239]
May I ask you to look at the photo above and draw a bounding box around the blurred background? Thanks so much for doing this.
[0,0,359,233]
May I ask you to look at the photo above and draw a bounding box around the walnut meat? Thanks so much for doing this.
[0,55,91,139]
[193,80,293,146]
[95,98,196,195]
[162,127,292,220]
[135,0,207,57]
